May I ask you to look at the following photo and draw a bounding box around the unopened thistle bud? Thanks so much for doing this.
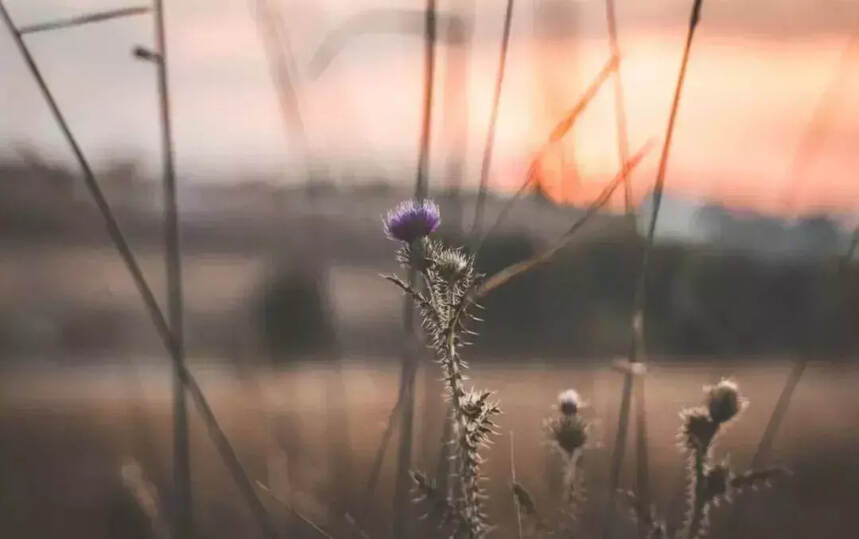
[547,391,589,457]
[557,389,581,416]
[680,407,717,451]
[433,248,470,283]
[705,379,744,424]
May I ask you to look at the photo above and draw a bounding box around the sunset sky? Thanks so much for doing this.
[1,0,858,218]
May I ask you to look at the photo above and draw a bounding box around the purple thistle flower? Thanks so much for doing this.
[383,199,441,242]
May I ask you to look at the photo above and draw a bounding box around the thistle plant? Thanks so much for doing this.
[623,379,785,539]
[545,390,590,514]
[506,389,592,538]
[678,379,746,539]
[383,199,500,538]
[678,378,781,539]
[382,202,786,539]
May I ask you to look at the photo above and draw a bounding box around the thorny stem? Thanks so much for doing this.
[395,259,487,537]
[384,275,442,329]
[563,450,584,509]
[445,320,466,417]
[685,449,707,539]
[442,283,472,521]
[434,405,455,501]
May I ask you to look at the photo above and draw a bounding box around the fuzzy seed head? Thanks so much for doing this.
[705,379,744,424]
[383,199,441,243]
[557,389,581,416]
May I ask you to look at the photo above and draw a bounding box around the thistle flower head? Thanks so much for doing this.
[383,199,441,243]
[557,389,581,416]
[705,379,745,425]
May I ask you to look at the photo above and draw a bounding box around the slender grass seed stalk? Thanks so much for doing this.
[393,4,437,535]
[0,6,279,536]
[607,3,706,536]
[149,1,193,535]
[471,0,515,240]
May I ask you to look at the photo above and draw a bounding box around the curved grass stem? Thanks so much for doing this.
[604,2,705,538]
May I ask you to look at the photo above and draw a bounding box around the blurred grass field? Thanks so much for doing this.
[2,358,857,538]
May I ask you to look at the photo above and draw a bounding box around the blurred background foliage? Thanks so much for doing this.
[2,157,856,363]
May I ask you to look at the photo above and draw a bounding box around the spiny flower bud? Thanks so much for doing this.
[679,407,717,451]
[383,199,441,243]
[433,248,470,283]
[547,415,588,456]
[705,379,744,424]
[546,390,589,456]
[557,389,581,416]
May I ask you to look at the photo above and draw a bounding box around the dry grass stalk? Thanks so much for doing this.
[0,5,279,536]
[605,2,706,537]
[471,0,516,239]
[476,54,620,253]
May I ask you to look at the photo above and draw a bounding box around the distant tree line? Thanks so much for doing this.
[3,155,857,360]
[256,229,859,360]
[472,231,859,358]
